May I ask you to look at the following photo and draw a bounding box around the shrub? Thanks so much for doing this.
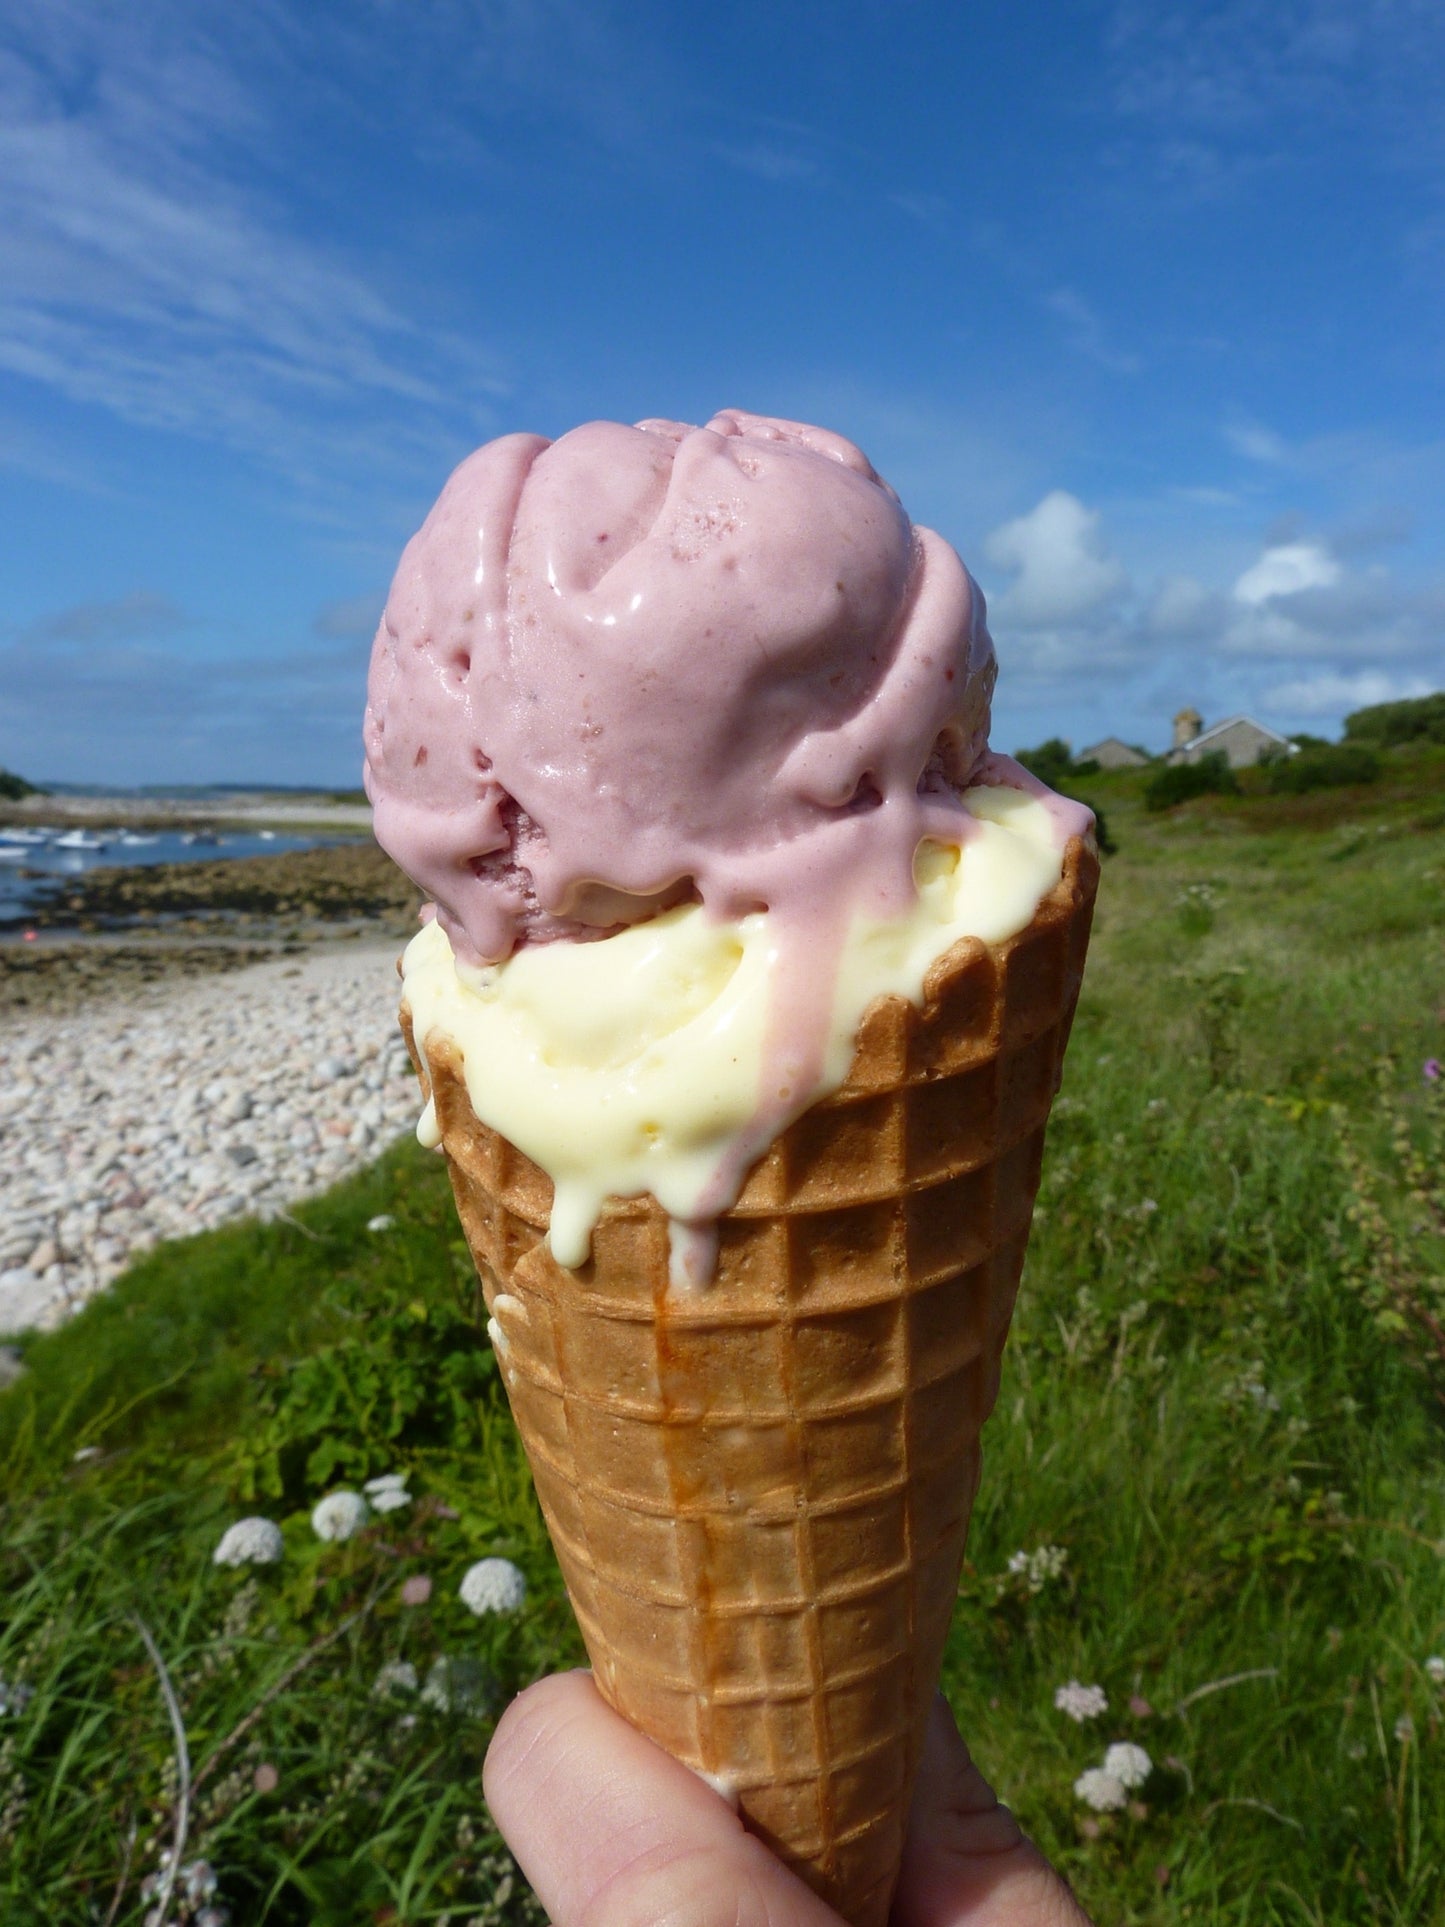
[1344,691,1445,747]
[1014,740,1115,853]
[1015,737,1075,790]
[1144,751,1239,812]
[1267,743,1381,794]
[0,767,39,801]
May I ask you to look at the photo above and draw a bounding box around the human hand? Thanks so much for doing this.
[483,1670,1092,1926]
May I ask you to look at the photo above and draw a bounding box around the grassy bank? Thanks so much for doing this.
[1,747,1442,1924]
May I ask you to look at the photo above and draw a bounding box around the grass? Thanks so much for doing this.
[2,744,1443,1924]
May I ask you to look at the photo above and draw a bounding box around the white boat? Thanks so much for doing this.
[54,829,109,851]
[0,847,25,863]
[181,830,219,846]
[0,827,55,845]
[117,832,159,847]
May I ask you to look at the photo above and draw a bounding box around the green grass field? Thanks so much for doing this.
[2,748,1442,1925]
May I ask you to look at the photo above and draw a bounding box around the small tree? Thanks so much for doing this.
[1344,693,1445,748]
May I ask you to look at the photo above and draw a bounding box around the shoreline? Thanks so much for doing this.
[0,790,373,833]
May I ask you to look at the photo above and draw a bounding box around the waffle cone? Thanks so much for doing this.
[403,836,1098,1925]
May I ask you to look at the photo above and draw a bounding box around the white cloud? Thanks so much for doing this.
[1225,420,1290,465]
[984,491,1129,629]
[1263,668,1436,717]
[1233,539,1340,604]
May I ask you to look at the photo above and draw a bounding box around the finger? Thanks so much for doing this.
[483,1669,843,1927]
[892,1695,1093,1927]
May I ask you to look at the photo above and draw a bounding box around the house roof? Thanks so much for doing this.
[1190,713,1292,750]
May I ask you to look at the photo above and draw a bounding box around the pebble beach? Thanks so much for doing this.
[0,940,423,1338]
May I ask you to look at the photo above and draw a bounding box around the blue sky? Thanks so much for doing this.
[2,0,1442,786]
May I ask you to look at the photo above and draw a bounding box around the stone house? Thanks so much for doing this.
[1167,708,1295,769]
[1078,736,1150,770]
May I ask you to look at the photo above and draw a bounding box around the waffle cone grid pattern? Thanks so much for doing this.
[405,840,1098,1927]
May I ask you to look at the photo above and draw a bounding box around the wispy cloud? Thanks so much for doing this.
[1046,288,1142,375]
[1224,419,1291,465]
[712,139,823,183]
[17,589,185,646]
[1107,0,1445,182]
[0,11,508,499]
[1263,666,1435,717]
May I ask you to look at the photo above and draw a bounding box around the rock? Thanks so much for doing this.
[0,1269,51,1338]
[0,940,412,1333]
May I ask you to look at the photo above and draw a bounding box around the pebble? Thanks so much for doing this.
[0,943,424,1337]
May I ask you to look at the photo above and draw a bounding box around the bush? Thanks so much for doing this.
[1014,740,1115,853]
[0,767,39,801]
[1144,751,1239,812]
[1267,743,1381,794]
[1015,737,1075,790]
[1344,691,1445,747]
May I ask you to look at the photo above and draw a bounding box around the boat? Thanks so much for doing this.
[117,831,159,847]
[181,830,219,846]
[54,829,109,851]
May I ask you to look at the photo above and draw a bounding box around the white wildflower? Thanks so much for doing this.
[1426,1656,1445,1685]
[1006,1545,1068,1594]
[1054,1681,1108,1723]
[0,1674,34,1717]
[180,1861,219,1906]
[1102,1742,1152,1789]
[1395,1713,1416,1744]
[212,1518,284,1568]
[311,1490,370,1543]
[364,1473,411,1513]
[366,1214,396,1232]
[422,1655,494,1716]
[460,1557,527,1615]
[1073,1767,1128,1812]
[372,1660,419,1698]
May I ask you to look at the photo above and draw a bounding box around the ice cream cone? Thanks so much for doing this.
[402,835,1097,1926]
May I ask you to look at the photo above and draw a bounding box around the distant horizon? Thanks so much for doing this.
[9,689,1436,800]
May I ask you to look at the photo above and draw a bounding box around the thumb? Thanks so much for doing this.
[892,1695,1093,1927]
[483,1669,841,1927]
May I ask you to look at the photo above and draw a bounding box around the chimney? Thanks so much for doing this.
[1173,706,1203,750]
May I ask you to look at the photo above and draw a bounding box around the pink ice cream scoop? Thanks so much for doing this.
[363,409,998,969]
